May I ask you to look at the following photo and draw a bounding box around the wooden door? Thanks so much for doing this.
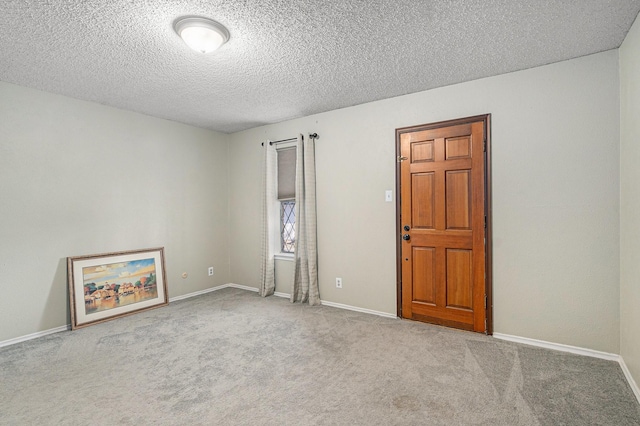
[397,115,491,333]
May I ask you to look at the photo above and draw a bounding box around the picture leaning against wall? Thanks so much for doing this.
[67,247,168,329]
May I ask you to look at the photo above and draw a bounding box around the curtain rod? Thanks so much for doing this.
[261,133,319,146]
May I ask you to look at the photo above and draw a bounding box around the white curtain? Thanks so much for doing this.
[259,141,276,297]
[291,134,320,305]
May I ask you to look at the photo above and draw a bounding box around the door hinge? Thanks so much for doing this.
[484,215,487,229]
[397,156,408,162]
[484,294,488,310]
[483,138,486,152]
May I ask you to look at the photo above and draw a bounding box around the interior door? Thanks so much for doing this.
[397,116,490,333]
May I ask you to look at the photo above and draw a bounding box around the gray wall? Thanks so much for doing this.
[0,82,230,342]
[229,50,621,354]
[620,14,640,390]
[0,41,630,382]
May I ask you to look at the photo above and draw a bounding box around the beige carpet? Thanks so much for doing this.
[1,287,639,425]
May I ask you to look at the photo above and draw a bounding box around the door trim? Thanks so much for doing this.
[395,114,493,334]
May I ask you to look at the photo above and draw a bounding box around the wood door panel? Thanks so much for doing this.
[409,158,472,173]
[410,312,475,331]
[412,173,435,229]
[398,116,489,333]
[446,249,473,310]
[410,302,474,324]
[404,124,473,142]
[445,170,471,230]
[412,247,436,304]
[410,233,472,249]
[445,136,471,160]
[411,141,435,162]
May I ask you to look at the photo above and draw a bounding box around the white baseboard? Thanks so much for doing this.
[493,333,640,404]
[0,325,70,349]
[226,283,259,293]
[169,285,226,302]
[493,333,620,361]
[170,283,259,302]
[320,300,398,319]
[272,291,397,319]
[619,356,640,404]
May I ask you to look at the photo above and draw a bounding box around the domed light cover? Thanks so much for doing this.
[174,17,229,53]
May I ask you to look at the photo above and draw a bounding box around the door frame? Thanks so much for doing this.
[395,114,493,334]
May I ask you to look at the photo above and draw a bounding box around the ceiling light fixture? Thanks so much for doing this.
[174,16,229,53]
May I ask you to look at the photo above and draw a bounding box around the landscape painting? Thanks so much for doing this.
[68,247,168,329]
[82,258,159,314]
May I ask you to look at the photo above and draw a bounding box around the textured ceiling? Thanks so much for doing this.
[1,1,639,134]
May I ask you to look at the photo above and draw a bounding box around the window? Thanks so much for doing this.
[280,200,295,253]
[277,146,296,253]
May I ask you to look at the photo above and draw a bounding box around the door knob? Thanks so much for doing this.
[404,225,410,231]
[402,234,410,241]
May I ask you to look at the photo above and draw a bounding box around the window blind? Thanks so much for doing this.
[277,147,296,200]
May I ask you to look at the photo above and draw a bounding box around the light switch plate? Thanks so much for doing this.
[385,190,393,202]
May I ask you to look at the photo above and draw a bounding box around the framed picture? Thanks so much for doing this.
[67,247,168,329]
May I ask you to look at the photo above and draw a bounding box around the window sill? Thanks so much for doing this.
[274,253,294,262]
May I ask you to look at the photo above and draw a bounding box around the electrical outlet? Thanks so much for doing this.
[208,267,214,276]
[336,277,342,288]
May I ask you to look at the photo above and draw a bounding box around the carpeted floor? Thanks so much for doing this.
[1,287,639,425]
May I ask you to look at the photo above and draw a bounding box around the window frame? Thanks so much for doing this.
[279,199,296,254]
[274,141,297,261]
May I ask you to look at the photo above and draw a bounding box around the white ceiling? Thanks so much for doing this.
[1,1,639,134]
